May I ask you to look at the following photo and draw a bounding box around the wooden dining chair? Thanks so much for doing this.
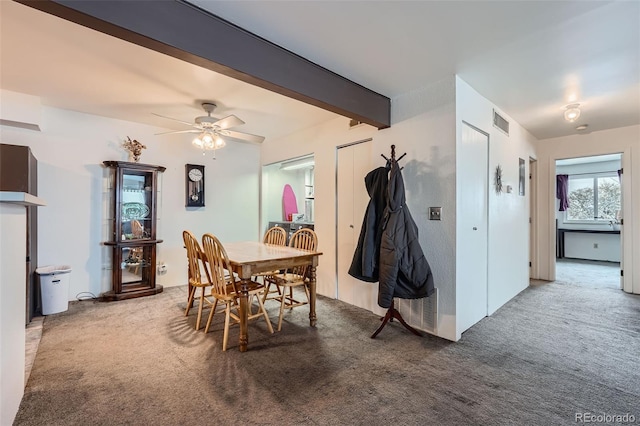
[266,228,318,331]
[255,226,288,304]
[201,233,274,351]
[183,230,215,331]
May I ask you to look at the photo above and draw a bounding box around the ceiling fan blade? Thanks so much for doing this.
[152,112,194,127]
[220,129,265,144]
[213,114,245,130]
[154,129,200,135]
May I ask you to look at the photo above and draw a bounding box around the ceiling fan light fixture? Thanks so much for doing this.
[153,101,264,152]
[192,136,204,149]
[192,131,224,151]
[214,135,226,149]
[201,132,213,143]
[564,103,581,122]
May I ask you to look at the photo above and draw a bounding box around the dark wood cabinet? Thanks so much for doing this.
[0,144,39,323]
[102,161,165,301]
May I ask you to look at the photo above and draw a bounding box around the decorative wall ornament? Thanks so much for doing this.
[494,164,503,194]
[123,136,146,163]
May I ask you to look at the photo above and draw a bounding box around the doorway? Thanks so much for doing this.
[529,157,537,279]
[554,154,622,289]
[261,154,315,238]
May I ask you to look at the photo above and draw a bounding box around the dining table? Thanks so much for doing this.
[191,240,322,352]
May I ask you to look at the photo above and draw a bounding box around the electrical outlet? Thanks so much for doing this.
[593,243,598,249]
[429,207,442,220]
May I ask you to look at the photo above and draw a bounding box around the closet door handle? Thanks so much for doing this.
[349,225,354,228]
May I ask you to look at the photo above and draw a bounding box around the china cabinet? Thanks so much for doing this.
[102,161,165,301]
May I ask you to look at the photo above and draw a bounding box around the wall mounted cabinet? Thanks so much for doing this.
[0,144,39,323]
[102,161,165,301]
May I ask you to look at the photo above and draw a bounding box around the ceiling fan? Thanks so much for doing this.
[153,102,265,151]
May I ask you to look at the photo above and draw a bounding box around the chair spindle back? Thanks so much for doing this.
[201,233,235,296]
[183,230,209,286]
[263,226,287,246]
[288,228,318,277]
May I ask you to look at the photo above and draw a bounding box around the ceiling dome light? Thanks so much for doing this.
[575,124,589,131]
[564,103,581,122]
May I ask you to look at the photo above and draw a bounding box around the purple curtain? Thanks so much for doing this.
[556,174,569,211]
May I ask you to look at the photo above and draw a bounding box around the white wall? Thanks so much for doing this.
[0,204,27,425]
[1,96,261,299]
[563,233,620,262]
[262,75,536,341]
[387,79,457,339]
[535,125,640,294]
[263,77,458,340]
[455,77,537,338]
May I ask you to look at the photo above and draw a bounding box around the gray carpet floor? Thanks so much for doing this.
[556,258,621,289]
[14,281,640,426]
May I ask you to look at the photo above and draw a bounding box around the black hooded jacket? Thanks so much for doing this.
[378,160,435,308]
[348,166,389,282]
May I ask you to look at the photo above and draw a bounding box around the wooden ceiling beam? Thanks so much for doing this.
[17,0,391,129]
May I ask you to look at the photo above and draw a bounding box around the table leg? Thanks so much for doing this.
[238,279,250,352]
[308,265,317,327]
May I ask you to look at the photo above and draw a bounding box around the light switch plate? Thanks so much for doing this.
[429,207,442,220]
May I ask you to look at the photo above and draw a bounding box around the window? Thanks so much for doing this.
[566,173,620,221]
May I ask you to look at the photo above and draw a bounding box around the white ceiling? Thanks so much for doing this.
[556,153,621,166]
[1,1,638,141]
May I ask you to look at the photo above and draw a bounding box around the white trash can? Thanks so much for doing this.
[36,265,72,315]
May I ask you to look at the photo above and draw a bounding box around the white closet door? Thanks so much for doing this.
[457,122,489,333]
[337,141,377,311]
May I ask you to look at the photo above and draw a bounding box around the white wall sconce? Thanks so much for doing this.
[564,103,581,122]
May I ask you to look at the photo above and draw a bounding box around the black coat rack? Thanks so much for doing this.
[380,144,406,169]
[371,145,422,339]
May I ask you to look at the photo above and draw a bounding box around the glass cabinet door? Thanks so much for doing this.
[120,171,153,241]
[121,246,152,284]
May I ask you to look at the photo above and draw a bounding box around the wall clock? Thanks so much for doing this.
[185,164,205,207]
[494,165,503,194]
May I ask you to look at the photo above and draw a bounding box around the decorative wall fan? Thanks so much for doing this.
[153,102,265,152]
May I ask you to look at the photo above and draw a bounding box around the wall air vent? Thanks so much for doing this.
[492,109,509,136]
